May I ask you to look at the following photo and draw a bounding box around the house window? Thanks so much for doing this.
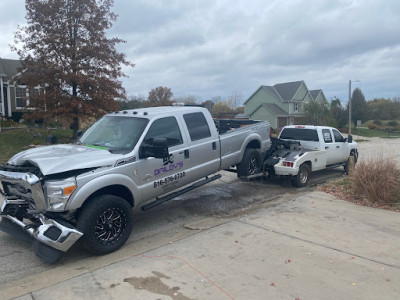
[15,87,28,108]
[294,102,299,112]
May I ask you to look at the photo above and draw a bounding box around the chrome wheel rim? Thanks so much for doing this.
[299,168,308,184]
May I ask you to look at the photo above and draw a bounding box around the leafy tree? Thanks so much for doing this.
[146,86,173,107]
[330,98,347,128]
[302,100,335,126]
[349,88,368,127]
[13,0,133,138]
[367,98,400,121]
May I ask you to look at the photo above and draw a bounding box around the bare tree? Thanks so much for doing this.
[226,91,243,109]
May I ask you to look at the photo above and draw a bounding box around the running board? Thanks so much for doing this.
[141,174,222,211]
[325,163,345,169]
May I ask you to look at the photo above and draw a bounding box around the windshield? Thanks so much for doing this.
[79,115,149,154]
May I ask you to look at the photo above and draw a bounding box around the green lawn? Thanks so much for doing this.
[352,127,400,138]
[0,127,73,163]
[1,125,400,164]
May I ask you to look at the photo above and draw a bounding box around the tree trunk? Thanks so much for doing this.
[70,117,79,140]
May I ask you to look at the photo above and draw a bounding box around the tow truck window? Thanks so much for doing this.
[332,129,345,142]
[322,129,333,143]
[279,128,319,141]
[183,112,212,141]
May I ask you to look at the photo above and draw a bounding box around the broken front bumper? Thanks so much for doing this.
[0,198,83,263]
[0,171,83,263]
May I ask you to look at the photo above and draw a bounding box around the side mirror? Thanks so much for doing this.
[152,138,169,159]
[139,138,169,159]
[77,130,83,138]
[347,135,353,143]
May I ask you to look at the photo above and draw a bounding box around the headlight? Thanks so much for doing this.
[45,177,77,210]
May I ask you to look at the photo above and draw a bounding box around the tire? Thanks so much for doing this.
[77,195,133,255]
[237,149,262,177]
[344,155,356,174]
[291,163,311,187]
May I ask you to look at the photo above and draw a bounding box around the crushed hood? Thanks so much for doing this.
[8,144,125,175]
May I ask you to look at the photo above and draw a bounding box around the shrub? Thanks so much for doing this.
[349,156,400,206]
[0,119,17,128]
[374,119,383,126]
[388,121,398,127]
[368,123,377,130]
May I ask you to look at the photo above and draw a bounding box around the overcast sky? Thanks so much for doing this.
[1,0,399,104]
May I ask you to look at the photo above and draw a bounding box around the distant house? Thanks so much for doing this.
[0,58,31,120]
[244,80,327,129]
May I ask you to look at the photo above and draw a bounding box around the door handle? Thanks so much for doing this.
[212,142,217,150]
[184,149,189,159]
[325,146,329,149]
[336,146,340,148]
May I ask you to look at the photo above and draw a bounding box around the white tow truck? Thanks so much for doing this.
[264,125,358,187]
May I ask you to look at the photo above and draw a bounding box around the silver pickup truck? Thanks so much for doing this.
[0,106,270,262]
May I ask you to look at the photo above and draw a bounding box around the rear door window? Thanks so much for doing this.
[322,129,333,143]
[183,112,211,141]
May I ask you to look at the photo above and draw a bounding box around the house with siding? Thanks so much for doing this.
[0,58,31,120]
[244,80,327,129]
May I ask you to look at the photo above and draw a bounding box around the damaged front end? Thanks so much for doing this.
[0,164,83,263]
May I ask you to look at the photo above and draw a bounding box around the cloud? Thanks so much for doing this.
[1,0,399,102]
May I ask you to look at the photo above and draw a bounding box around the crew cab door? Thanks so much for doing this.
[181,112,220,181]
[332,128,350,163]
[321,128,342,165]
[137,116,191,200]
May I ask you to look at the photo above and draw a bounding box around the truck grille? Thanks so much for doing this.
[0,168,46,213]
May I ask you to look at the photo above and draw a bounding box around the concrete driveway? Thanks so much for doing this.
[1,190,398,300]
[1,138,399,300]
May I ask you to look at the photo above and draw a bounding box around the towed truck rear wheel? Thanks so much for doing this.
[77,195,133,255]
[291,163,310,187]
[237,148,262,178]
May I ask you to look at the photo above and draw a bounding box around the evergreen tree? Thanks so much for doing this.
[349,88,368,127]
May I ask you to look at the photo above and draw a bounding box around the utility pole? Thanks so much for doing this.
[348,80,352,135]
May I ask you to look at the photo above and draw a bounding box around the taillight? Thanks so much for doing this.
[282,161,294,167]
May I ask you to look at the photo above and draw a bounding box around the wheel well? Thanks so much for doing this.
[86,185,134,207]
[350,149,358,162]
[303,161,312,169]
[246,139,260,150]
